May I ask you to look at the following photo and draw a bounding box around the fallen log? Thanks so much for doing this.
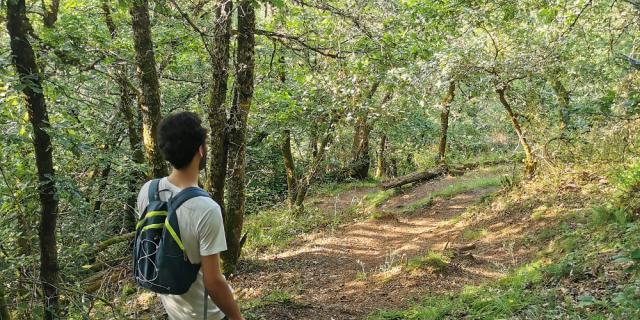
[451,158,512,171]
[380,166,448,190]
[380,158,511,190]
[94,231,135,254]
[450,242,477,252]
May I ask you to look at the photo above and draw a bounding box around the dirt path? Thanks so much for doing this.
[232,168,538,319]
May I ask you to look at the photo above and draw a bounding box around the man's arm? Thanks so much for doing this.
[201,253,244,320]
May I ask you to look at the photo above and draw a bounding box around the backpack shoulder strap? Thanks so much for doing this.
[148,179,161,202]
[165,187,210,254]
[168,187,210,213]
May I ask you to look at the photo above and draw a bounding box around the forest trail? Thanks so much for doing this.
[232,167,541,319]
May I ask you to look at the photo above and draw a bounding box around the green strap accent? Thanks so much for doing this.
[165,219,185,251]
[141,223,164,231]
[136,211,168,230]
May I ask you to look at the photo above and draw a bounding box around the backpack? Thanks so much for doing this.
[133,179,209,294]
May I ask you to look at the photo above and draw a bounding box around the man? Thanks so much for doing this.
[136,112,244,320]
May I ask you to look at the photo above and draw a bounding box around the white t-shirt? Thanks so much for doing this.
[137,177,228,320]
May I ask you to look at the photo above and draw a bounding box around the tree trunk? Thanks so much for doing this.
[130,0,167,178]
[282,130,298,210]
[222,0,255,275]
[310,129,319,158]
[277,56,298,211]
[550,78,570,131]
[42,0,60,28]
[350,115,372,179]
[7,1,60,318]
[294,129,332,215]
[206,0,233,207]
[380,166,448,190]
[375,134,387,178]
[120,72,145,230]
[438,81,456,163]
[389,158,398,177]
[349,80,381,180]
[0,282,9,320]
[102,1,143,231]
[496,88,537,178]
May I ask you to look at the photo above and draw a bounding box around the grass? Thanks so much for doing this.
[401,176,503,214]
[311,177,379,197]
[405,251,450,273]
[244,180,391,256]
[462,228,488,241]
[243,205,354,257]
[370,261,552,320]
[242,290,299,319]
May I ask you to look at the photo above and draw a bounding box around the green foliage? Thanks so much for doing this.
[2,0,639,317]
[462,229,488,241]
[591,206,631,226]
[405,251,450,273]
[242,290,299,319]
[371,262,549,320]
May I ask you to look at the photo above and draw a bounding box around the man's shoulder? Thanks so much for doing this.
[138,179,157,195]
[180,195,221,214]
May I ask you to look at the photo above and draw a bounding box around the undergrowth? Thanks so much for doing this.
[368,163,640,319]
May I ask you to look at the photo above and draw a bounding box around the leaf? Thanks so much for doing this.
[630,248,640,260]
[577,294,597,307]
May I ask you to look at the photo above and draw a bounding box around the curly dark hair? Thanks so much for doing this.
[157,112,207,170]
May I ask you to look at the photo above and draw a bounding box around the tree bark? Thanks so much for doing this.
[0,282,9,320]
[496,88,536,178]
[349,80,381,180]
[222,0,255,275]
[206,0,233,207]
[438,81,456,163]
[130,0,168,178]
[389,158,398,177]
[42,0,60,28]
[294,129,333,214]
[282,130,298,210]
[7,1,60,318]
[375,134,387,178]
[380,166,448,190]
[277,56,299,211]
[310,130,319,159]
[350,115,372,179]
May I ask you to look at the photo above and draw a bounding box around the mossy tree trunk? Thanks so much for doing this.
[277,56,299,211]
[7,0,60,318]
[350,80,381,180]
[351,115,372,179]
[437,81,456,164]
[550,78,570,131]
[206,0,233,207]
[282,129,298,210]
[0,282,9,320]
[294,129,333,215]
[496,87,537,178]
[102,0,144,231]
[375,134,387,178]
[130,0,167,178]
[222,0,255,275]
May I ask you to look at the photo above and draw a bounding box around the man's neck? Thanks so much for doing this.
[167,165,199,189]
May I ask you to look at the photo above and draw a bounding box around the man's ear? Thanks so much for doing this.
[199,145,205,157]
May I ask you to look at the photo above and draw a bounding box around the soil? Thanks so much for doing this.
[231,167,546,320]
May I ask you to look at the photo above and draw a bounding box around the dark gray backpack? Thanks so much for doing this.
[133,179,208,294]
